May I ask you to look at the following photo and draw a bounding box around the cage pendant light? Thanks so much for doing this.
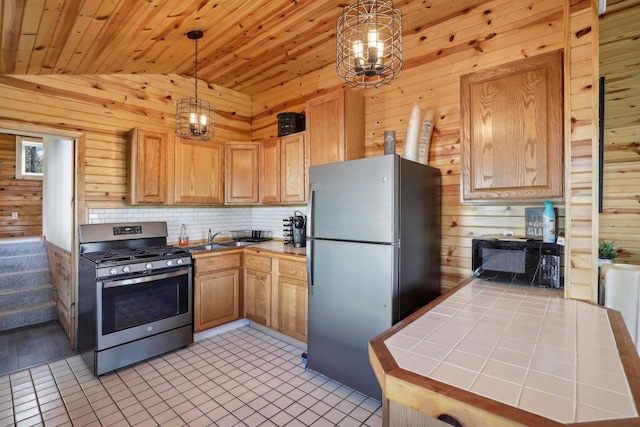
[336,0,402,88]
[175,30,214,140]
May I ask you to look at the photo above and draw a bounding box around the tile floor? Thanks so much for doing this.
[0,326,382,427]
[0,321,76,377]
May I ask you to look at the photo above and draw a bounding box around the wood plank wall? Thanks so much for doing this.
[0,74,252,208]
[0,0,603,299]
[44,240,72,339]
[0,133,42,236]
[599,0,640,264]
[253,0,569,292]
[564,0,600,302]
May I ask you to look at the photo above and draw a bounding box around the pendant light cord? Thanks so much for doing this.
[194,38,199,101]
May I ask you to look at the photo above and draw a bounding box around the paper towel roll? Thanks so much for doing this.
[417,109,436,165]
[403,103,422,161]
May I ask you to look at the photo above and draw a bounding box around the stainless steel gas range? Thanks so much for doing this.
[78,222,193,376]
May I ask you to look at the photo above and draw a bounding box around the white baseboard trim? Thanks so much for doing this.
[193,318,250,342]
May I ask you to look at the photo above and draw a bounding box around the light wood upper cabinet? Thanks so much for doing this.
[225,142,260,204]
[260,133,306,205]
[175,139,224,205]
[260,139,281,204]
[305,88,364,167]
[127,128,172,205]
[280,133,306,204]
[460,50,564,203]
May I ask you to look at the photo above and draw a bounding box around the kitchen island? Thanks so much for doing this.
[369,278,640,426]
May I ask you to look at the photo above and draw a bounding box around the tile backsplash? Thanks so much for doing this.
[88,206,307,243]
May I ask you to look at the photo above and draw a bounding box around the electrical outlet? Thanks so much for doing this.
[11,212,18,220]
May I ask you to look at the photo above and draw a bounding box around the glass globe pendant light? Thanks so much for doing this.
[336,0,403,88]
[175,30,214,140]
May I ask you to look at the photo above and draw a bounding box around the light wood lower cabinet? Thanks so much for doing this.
[278,278,307,341]
[244,254,272,326]
[245,251,308,342]
[193,252,242,332]
[195,249,307,341]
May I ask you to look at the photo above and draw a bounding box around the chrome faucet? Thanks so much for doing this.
[207,229,221,243]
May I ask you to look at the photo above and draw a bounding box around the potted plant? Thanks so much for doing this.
[598,241,618,267]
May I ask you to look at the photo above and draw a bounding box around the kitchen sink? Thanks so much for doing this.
[187,243,223,251]
[218,241,252,247]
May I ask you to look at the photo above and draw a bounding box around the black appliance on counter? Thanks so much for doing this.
[78,222,193,376]
[472,236,563,288]
[292,211,306,248]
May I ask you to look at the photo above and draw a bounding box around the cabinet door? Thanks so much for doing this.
[278,276,308,342]
[127,128,169,204]
[175,139,224,204]
[306,91,344,166]
[460,50,563,202]
[260,139,281,204]
[194,269,240,332]
[280,133,306,203]
[245,268,271,326]
[305,89,364,167]
[225,143,259,204]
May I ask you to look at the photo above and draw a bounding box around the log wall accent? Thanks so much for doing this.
[599,0,640,264]
[254,0,569,292]
[564,0,600,302]
[0,133,42,237]
[44,240,73,341]
[0,74,252,208]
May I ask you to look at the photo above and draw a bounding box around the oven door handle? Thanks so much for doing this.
[103,269,189,288]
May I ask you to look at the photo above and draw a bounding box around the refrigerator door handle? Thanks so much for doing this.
[307,182,314,238]
[307,182,314,294]
[307,239,313,294]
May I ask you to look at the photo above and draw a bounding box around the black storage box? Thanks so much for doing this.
[277,112,305,137]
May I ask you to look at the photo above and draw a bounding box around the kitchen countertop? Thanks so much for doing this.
[189,240,306,258]
[369,278,640,426]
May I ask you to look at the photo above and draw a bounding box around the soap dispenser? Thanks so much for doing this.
[179,224,189,246]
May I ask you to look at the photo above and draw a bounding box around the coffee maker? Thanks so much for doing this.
[292,211,307,248]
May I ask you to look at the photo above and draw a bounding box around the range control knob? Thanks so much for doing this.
[109,268,117,275]
[122,266,131,273]
[145,263,153,270]
[166,260,173,267]
[176,258,183,265]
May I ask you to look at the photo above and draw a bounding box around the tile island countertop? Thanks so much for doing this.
[369,278,640,426]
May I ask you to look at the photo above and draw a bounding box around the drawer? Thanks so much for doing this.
[279,259,307,281]
[195,253,241,275]
[245,254,271,272]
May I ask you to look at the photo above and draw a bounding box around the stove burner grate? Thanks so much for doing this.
[82,245,190,265]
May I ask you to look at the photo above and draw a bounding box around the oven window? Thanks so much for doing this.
[102,273,189,335]
[481,248,526,274]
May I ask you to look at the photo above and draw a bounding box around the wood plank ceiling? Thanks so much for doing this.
[0,0,487,96]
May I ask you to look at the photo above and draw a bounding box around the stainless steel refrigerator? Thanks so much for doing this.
[307,155,441,400]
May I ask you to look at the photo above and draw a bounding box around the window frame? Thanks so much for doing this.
[15,136,44,180]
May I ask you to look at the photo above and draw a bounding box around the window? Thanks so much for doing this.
[16,136,44,180]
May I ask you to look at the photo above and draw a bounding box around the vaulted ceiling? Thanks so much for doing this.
[0,0,488,96]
